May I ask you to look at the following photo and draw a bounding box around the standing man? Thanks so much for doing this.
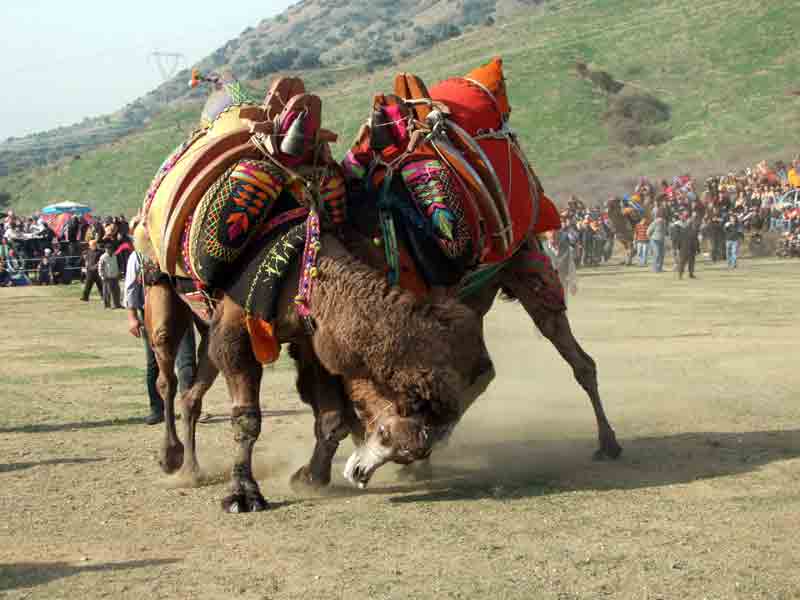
[676,212,700,279]
[124,231,197,425]
[647,209,667,273]
[98,242,123,308]
[634,215,651,267]
[724,215,743,269]
[80,240,103,301]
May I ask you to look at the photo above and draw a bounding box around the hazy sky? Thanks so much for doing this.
[1,0,296,140]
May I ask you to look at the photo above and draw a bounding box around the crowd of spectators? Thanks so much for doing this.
[550,157,800,273]
[0,211,133,302]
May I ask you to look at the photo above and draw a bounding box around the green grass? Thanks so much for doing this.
[3,0,799,215]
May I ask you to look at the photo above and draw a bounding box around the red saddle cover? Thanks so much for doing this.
[430,75,547,263]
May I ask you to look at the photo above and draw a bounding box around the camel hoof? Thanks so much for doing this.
[222,492,270,514]
[290,465,329,493]
[159,443,185,474]
[593,444,623,461]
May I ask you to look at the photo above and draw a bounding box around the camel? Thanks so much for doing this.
[606,196,637,266]
[139,62,621,502]
[143,232,491,512]
[332,222,622,488]
[331,59,622,487]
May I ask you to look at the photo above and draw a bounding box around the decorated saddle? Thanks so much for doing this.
[136,71,345,364]
[342,57,562,295]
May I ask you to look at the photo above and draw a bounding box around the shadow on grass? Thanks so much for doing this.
[197,409,312,424]
[0,417,144,434]
[0,409,311,434]
[0,457,104,474]
[0,559,179,592]
[379,429,800,504]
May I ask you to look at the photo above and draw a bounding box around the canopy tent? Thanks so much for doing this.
[41,201,92,215]
[39,202,93,238]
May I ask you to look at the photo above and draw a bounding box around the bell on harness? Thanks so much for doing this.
[370,108,395,151]
[280,111,308,157]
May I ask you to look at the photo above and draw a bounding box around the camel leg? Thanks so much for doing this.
[209,297,268,513]
[176,320,218,483]
[500,271,622,460]
[145,282,192,474]
[289,342,353,491]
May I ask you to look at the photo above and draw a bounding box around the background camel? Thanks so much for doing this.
[606,197,637,266]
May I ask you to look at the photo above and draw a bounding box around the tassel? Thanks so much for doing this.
[431,208,455,241]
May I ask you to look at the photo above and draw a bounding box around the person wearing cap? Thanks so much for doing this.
[80,239,104,301]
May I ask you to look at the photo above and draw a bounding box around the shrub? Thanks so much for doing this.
[605,93,671,124]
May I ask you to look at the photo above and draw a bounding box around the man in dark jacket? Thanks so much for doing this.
[676,212,700,279]
[80,240,104,301]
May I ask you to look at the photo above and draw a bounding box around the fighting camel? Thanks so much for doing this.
[137,62,622,508]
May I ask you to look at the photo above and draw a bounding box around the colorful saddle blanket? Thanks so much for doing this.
[343,57,562,291]
[137,75,345,364]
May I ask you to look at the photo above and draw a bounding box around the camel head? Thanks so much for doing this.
[343,350,496,489]
[342,379,444,488]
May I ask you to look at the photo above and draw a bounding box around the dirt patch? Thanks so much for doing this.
[2,259,800,598]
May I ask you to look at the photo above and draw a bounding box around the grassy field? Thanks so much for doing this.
[2,0,799,216]
[1,255,799,598]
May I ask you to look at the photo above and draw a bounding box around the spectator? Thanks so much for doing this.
[98,242,122,309]
[724,215,743,269]
[0,257,9,287]
[675,212,700,279]
[37,249,53,285]
[50,243,67,284]
[124,242,197,425]
[647,211,667,272]
[81,240,104,301]
[634,215,651,267]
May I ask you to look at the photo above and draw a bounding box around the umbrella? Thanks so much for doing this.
[41,201,92,215]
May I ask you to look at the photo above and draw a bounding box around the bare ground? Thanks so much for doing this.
[1,257,799,600]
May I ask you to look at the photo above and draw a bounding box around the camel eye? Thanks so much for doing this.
[378,424,390,442]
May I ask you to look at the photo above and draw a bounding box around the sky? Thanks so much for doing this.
[1,0,296,140]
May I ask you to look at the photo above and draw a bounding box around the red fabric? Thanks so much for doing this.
[475,137,535,263]
[533,195,561,235]
[430,76,552,261]
[429,78,502,136]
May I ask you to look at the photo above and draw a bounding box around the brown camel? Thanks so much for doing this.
[144,234,490,512]
[606,197,637,266]
[336,229,622,488]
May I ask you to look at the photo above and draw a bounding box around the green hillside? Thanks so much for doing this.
[3,0,798,215]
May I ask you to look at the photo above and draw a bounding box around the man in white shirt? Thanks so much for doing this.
[124,243,196,425]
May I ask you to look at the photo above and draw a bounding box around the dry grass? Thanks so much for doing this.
[1,256,800,598]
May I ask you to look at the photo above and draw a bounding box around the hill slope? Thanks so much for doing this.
[3,0,798,215]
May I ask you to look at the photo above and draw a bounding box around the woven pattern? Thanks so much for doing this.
[400,159,471,260]
[188,160,287,287]
[319,168,347,225]
[219,219,308,323]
